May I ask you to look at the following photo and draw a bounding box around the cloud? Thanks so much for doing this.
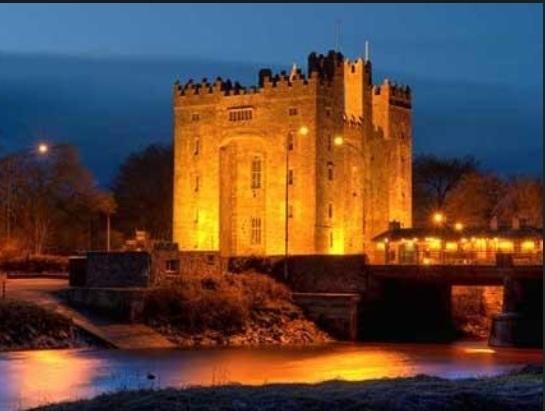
[0,52,541,185]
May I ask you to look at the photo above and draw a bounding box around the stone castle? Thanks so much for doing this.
[173,50,412,258]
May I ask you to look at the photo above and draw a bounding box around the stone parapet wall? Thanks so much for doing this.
[66,287,148,322]
[86,252,151,288]
[179,251,222,277]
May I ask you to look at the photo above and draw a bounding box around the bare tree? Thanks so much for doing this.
[413,154,479,226]
[112,143,173,240]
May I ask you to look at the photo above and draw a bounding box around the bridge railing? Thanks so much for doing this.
[391,250,542,266]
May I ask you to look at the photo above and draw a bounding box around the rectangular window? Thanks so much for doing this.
[251,156,262,189]
[288,107,298,116]
[251,217,262,245]
[327,162,334,181]
[191,113,200,122]
[328,203,333,219]
[288,169,294,185]
[229,108,253,121]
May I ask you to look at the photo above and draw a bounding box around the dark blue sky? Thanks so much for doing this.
[0,4,542,185]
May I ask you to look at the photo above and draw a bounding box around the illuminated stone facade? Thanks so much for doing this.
[173,50,412,257]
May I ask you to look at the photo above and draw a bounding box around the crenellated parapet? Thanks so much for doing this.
[373,79,411,109]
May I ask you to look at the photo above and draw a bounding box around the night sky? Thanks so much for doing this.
[0,4,542,185]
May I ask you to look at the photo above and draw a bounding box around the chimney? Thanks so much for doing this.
[512,216,520,230]
[490,216,498,231]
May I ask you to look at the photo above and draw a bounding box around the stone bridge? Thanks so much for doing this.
[286,263,542,347]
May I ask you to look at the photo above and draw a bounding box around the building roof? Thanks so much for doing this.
[372,225,543,242]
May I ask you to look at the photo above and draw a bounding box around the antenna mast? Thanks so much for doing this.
[334,19,341,51]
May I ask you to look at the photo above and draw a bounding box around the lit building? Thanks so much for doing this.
[173,50,412,257]
[372,219,543,265]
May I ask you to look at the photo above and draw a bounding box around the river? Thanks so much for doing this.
[0,341,541,410]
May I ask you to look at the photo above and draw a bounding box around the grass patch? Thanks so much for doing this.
[32,366,543,411]
[0,298,85,350]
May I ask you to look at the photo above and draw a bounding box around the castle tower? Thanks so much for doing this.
[369,79,413,239]
[172,50,412,259]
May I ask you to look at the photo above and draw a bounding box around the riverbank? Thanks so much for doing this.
[32,365,543,411]
[142,273,331,347]
[0,299,95,351]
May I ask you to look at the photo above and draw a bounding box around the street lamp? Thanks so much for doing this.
[37,142,49,155]
[432,212,445,226]
[284,126,308,280]
[454,222,464,231]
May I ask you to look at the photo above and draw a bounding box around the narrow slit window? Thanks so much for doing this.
[193,137,200,156]
[194,175,200,192]
[327,162,334,181]
[288,169,294,185]
[288,132,295,151]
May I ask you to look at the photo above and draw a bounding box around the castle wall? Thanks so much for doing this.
[173,51,412,260]
[173,72,320,256]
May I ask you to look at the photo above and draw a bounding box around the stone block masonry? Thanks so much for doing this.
[173,49,412,260]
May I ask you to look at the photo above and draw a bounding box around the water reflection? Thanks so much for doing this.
[0,342,541,410]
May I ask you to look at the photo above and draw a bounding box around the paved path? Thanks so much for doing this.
[3,278,176,349]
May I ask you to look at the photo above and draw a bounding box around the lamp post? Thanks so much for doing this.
[284,126,308,280]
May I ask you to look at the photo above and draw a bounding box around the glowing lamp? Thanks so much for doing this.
[454,222,464,231]
[298,126,309,136]
[333,136,344,146]
[432,212,445,225]
[37,143,49,154]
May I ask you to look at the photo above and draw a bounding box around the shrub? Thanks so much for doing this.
[143,272,292,335]
[0,255,69,273]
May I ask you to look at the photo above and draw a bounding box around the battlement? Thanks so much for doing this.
[373,79,411,99]
[308,50,345,81]
[373,79,411,109]
[343,114,364,127]
[173,55,341,104]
